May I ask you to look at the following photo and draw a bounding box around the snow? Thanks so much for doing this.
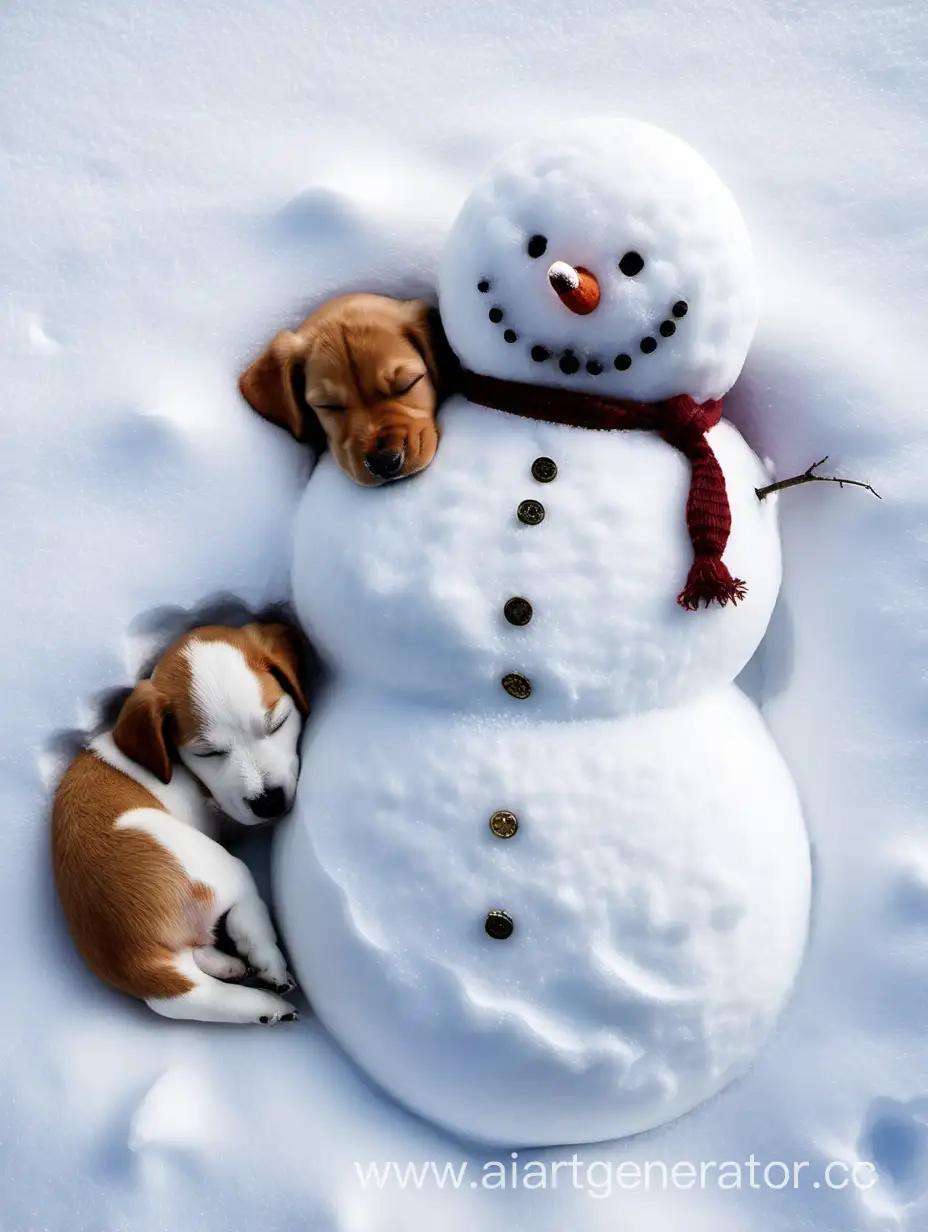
[278,683,809,1144]
[438,119,758,402]
[2,0,927,1228]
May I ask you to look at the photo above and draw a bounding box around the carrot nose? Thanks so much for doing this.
[547,261,601,315]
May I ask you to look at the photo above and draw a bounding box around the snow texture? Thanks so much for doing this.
[278,683,810,1144]
[3,0,928,1228]
[439,120,758,404]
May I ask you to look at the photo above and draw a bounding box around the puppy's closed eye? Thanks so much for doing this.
[393,373,424,397]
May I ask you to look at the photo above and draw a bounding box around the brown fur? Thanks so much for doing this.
[52,622,307,1003]
[240,622,308,714]
[52,751,211,999]
[238,293,448,486]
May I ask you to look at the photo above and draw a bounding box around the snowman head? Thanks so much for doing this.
[438,119,758,404]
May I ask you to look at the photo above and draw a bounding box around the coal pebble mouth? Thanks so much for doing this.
[477,279,688,376]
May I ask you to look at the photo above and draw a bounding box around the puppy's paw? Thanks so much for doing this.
[193,946,249,981]
[219,956,249,981]
[251,951,295,992]
[258,1005,299,1026]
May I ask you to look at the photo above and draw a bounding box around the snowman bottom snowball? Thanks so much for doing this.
[275,685,811,1147]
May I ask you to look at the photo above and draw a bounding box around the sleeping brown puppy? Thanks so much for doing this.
[239,294,452,485]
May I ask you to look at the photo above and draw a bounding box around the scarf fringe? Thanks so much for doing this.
[677,556,747,611]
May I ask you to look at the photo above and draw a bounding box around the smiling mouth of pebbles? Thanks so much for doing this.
[477,279,690,377]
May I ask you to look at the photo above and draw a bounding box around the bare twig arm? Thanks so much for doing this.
[755,456,882,501]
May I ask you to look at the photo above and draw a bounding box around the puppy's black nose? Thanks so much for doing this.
[247,786,287,820]
[365,448,405,479]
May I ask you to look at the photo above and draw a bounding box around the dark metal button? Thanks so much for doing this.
[517,499,545,525]
[501,672,531,699]
[485,910,514,939]
[489,810,519,838]
[531,456,557,483]
[503,597,533,626]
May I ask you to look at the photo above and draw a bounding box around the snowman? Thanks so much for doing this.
[275,118,812,1146]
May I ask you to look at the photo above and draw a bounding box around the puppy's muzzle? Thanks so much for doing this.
[365,447,406,480]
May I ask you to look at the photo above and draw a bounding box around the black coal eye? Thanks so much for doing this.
[619,251,644,277]
[527,235,547,259]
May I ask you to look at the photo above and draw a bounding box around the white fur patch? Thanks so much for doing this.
[179,639,300,825]
[187,641,268,749]
[115,807,251,913]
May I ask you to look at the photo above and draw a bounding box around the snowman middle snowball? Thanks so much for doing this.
[276,119,810,1148]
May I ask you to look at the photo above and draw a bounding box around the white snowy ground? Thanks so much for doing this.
[2,0,927,1227]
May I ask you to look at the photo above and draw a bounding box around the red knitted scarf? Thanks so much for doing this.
[459,369,747,611]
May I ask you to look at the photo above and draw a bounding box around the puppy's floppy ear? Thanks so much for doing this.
[402,299,460,398]
[245,622,309,715]
[239,329,308,440]
[112,680,174,784]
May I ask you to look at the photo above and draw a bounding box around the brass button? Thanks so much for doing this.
[503,597,533,626]
[501,672,532,699]
[485,910,514,940]
[517,499,545,525]
[489,810,519,838]
[531,456,557,483]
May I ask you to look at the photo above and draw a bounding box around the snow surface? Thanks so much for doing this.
[3,0,928,1228]
[438,119,758,403]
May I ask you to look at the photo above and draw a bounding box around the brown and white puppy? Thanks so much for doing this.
[52,623,307,1025]
[239,293,448,485]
